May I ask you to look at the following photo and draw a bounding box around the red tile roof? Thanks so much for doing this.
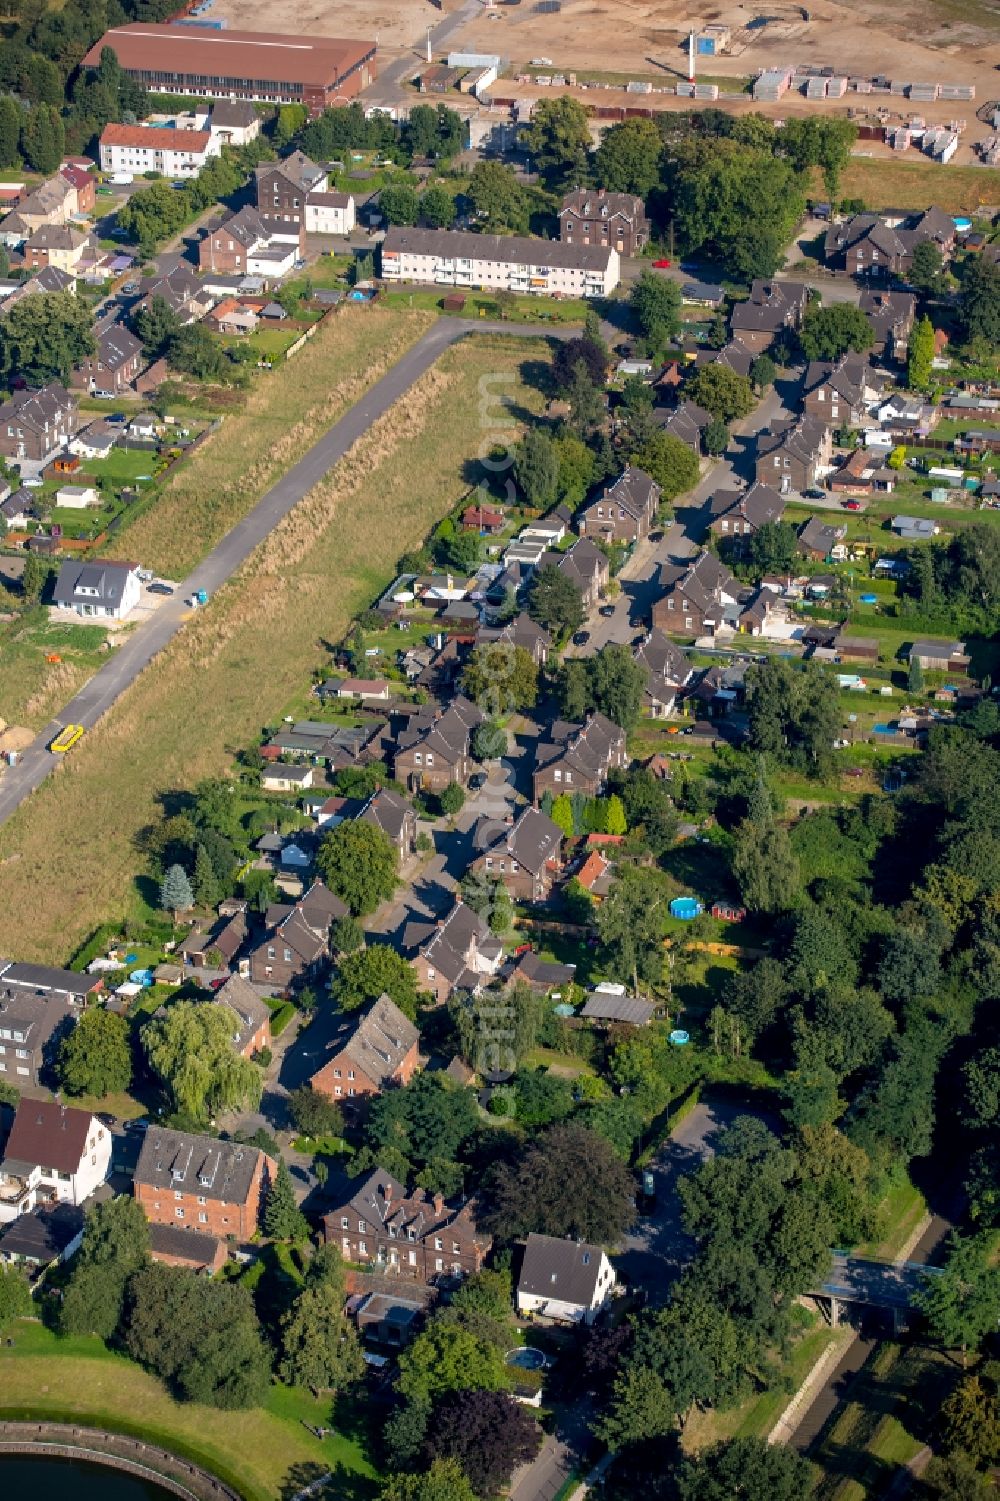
[83,25,374,90]
[100,123,211,152]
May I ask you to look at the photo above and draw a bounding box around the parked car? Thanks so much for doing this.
[599,604,616,617]
[842,499,863,510]
[469,772,487,790]
[803,487,826,499]
[148,582,174,595]
[652,258,672,268]
[121,280,139,293]
[573,630,590,645]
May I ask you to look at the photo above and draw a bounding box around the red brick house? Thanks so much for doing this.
[0,383,78,463]
[651,550,740,637]
[60,163,96,215]
[559,188,649,257]
[532,713,628,803]
[554,538,609,609]
[467,805,563,902]
[212,973,271,1059]
[359,787,417,864]
[708,480,786,554]
[412,900,504,1005]
[322,1165,491,1283]
[247,879,346,988]
[730,279,808,353]
[310,992,419,1103]
[393,696,483,795]
[134,1127,273,1245]
[71,323,144,397]
[576,466,660,545]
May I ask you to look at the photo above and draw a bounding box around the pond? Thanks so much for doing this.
[0,1455,178,1500]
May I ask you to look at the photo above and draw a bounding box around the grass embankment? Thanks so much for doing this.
[830,158,998,213]
[0,335,550,962]
[0,1321,376,1501]
[809,1342,957,1500]
[104,304,435,578]
[0,613,117,733]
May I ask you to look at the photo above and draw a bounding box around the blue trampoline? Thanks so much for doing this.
[670,897,703,920]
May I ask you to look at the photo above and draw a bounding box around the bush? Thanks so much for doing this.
[269,1001,296,1036]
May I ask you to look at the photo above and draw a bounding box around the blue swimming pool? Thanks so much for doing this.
[872,723,894,735]
[670,897,703,920]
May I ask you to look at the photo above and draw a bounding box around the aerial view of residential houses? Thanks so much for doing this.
[0,7,999,1501]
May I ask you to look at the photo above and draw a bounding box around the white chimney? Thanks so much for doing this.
[426,28,432,63]
[689,30,696,82]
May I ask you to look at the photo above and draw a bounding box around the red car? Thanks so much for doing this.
[842,499,863,510]
[652,257,672,268]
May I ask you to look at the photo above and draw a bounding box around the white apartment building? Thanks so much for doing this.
[380,226,620,297]
[0,1099,112,1224]
[99,123,221,178]
[304,191,356,237]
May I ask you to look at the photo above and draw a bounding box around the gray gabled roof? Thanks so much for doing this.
[518,1231,608,1306]
[135,1127,268,1204]
[383,225,614,273]
[332,992,419,1086]
[54,559,137,611]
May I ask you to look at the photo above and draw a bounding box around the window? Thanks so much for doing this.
[347,1070,355,1080]
[359,1241,367,1256]
[341,1216,349,1229]
[435,1257,444,1272]
[174,1190,183,1200]
[175,1208,185,1219]
[197,1195,206,1205]
[409,1250,417,1266]
[198,1212,208,1224]
[434,1237,443,1250]
[359,1220,367,1233]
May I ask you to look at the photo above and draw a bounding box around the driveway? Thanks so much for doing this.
[508,1398,595,1501]
[616,1093,754,1298]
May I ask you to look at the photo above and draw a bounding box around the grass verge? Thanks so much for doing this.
[103,304,435,578]
[683,1317,837,1451]
[831,158,998,213]
[0,1320,377,1501]
[0,335,550,962]
[0,612,118,733]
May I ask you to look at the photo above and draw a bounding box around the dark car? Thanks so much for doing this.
[573,630,590,645]
[123,1118,150,1134]
[599,604,616,618]
[803,487,826,500]
[469,772,487,790]
[148,582,174,595]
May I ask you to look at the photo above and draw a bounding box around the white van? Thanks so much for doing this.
[109,172,134,186]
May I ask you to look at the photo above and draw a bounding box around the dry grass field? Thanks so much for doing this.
[834,158,1000,214]
[0,335,550,963]
[104,304,434,579]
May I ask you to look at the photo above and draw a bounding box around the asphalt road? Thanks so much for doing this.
[0,317,565,831]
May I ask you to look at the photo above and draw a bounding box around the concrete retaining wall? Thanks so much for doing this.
[0,1422,242,1501]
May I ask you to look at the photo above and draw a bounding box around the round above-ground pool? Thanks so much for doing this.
[670,897,703,920]
[507,1347,547,1370]
[553,1002,575,1017]
[669,1030,691,1046]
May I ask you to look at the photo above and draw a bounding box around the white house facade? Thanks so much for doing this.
[381,227,620,297]
[516,1232,617,1324]
[0,1100,111,1224]
[304,192,356,236]
[99,124,221,178]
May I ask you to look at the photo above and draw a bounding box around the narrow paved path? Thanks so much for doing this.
[0,318,563,830]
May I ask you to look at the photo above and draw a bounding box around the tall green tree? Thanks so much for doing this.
[958,257,1000,345]
[61,1197,150,1340]
[916,1231,1000,1363]
[0,1264,31,1331]
[0,292,95,386]
[798,303,875,361]
[629,270,682,350]
[587,642,646,730]
[333,943,419,1018]
[677,1436,812,1501]
[383,1458,479,1501]
[159,862,194,921]
[20,103,63,173]
[280,1246,363,1388]
[317,820,398,915]
[685,365,755,423]
[484,1123,634,1243]
[627,430,699,501]
[527,563,584,636]
[907,313,935,393]
[468,161,529,232]
[514,427,560,508]
[593,117,662,196]
[522,96,591,187]
[58,1008,132,1098]
[0,96,21,169]
[264,1158,309,1241]
[426,1389,541,1495]
[144,1001,263,1122]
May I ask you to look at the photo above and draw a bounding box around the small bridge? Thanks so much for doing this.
[809,1253,942,1331]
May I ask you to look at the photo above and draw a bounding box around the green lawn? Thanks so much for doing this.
[0,1320,379,1501]
[855,1178,928,1261]
[378,287,590,325]
[684,1315,836,1451]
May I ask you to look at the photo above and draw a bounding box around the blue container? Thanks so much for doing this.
[670,897,702,920]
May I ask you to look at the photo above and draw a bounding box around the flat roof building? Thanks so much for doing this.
[82,25,377,115]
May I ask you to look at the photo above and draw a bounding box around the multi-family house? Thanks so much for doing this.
[467,806,564,902]
[801,355,882,427]
[651,550,740,637]
[694,341,754,379]
[0,1100,111,1225]
[209,99,262,148]
[99,122,221,178]
[576,466,661,544]
[412,900,504,1004]
[730,279,808,353]
[0,383,78,463]
[322,1165,491,1283]
[304,191,356,237]
[393,696,483,794]
[134,1126,273,1244]
[71,321,144,397]
[59,163,97,215]
[755,415,833,494]
[137,265,214,325]
[654,400,712,454]
[310,992,420,1103]
[22,224,94,273]
[0,174,76,242]
[559,187,650,256]
[633,629,694,717]
[247,879,346,988]
[554,537,609,608]
[824,207,955,278]
[212,974,271,1059]
[0,988,75,1088]
[254,151,328,244]
[860,289,916,362]
[532,713,628,803]
[199,205,271,274]
[476,612,551,666]
[358,787,417,864]
[708,480,786,551]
